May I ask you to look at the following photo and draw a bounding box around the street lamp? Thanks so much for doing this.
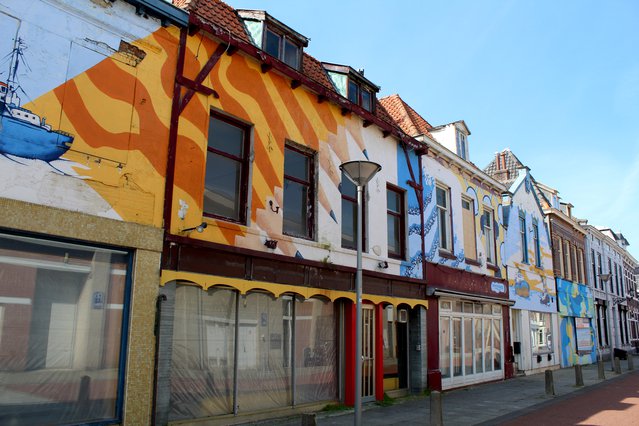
[340,160,381,426]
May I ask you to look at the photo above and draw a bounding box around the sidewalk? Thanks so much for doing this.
[250,354,639,426]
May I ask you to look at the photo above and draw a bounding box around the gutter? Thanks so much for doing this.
[188,12,425,152]
[122,0,189,27]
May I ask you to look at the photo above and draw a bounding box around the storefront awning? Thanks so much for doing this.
[429,288,515,306]
[161,269,428,308]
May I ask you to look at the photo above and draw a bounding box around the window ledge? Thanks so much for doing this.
[465,258,481,267]
[439,250,457,260]
[486,263,500,272]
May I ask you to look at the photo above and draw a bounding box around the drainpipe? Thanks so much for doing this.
[153,25,187,425]
[417,149,427,281]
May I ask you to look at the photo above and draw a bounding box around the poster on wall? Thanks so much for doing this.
[575,317,592,354]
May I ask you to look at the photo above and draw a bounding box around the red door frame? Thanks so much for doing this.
[344,301,385,405]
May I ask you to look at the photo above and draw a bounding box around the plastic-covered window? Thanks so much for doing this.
[0,232,130,425]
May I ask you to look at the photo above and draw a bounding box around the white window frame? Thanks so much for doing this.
[519,212,528,264]
[436,184,452,253]
[483,207,496,265]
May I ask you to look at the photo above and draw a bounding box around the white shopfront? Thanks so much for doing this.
[439,298,504,389]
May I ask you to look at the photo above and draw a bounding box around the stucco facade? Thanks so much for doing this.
[0,0,185,424]
[485,154,560,374]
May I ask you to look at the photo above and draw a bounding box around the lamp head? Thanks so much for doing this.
[340,160,382,187]
[181,222,207,234]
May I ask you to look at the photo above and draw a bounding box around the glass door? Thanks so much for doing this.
[362,305,375,401]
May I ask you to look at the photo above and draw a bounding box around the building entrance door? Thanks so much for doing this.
[362,305,375,401]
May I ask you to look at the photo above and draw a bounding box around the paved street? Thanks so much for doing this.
[497,372,639,426]
[246,354,639,426]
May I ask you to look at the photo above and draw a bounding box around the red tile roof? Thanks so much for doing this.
[176,0,252,44]
[174,1,426,150]
[378,94,434,139]
[301,53,334,90]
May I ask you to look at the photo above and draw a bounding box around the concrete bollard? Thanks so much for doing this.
[598,360,606,380]
[574,364,584,387]
[628,355,634,371]
[430,390,444,426]
[614,357,622,374]
[301,413,317,426]
[545,369,555,396]
[78,375,91,401]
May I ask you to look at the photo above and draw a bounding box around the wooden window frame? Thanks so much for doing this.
[283,143,315,240]
[483,206,496,265]
[519,212,528,264]
[204,112,252,224]
[533,221,541,267]
[386,183,406,260]
[263,26,302,70]
[341,172,367,251]
[347,78,374,112]
[461,195,477,262]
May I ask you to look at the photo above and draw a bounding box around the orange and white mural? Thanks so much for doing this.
[0,0,179,226]
[170,33,400,267]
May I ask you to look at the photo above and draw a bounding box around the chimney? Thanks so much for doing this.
[492,151,510,182]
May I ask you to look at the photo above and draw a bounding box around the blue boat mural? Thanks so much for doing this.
[0,38,73,162]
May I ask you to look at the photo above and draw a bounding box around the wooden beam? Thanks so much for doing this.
[178,42,228,113]
[291,79,302,89]
[341,107,350,116]
[363,119,373,128]
[177,75,218,97]
[382,130,391,138]
[261,63,272,73]
[317,94,327,104]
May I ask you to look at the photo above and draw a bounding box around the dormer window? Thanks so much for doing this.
[238,10,309,71]
[456,131,467,160]
[265,28,301,69]
[347,80,373,111]
[323,63,380,113]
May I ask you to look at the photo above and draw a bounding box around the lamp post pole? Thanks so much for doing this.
[339,160,381,426]
[355,181,364,426]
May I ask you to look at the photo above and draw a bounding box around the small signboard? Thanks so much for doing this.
[92,291,105,309]
[491,282,506,294]
[575,317,592,354]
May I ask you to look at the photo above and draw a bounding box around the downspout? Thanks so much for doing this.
[151,294,167,426]
[162,26,188,232]
[417,149,427,281]
[153,25,188,425]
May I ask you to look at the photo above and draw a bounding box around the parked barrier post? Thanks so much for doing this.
[574,364,584,387]
[614,357,622,374]
[430,391,443,426]
[301,413,317,426]
[545,370,555,396]
[598,359,606,380]
[628,355,634,371]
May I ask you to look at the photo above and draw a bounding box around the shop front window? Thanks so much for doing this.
[530,312,553,354]
[0,232,131,426]
[440,317,451,378]
[439,300,503,387]
[169,286,337,421]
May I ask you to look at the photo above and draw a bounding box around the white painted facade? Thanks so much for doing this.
[582,224,632,359]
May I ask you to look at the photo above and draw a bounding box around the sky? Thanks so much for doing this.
[228,0,639,258]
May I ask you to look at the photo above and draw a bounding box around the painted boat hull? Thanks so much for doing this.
[0,113,73,162]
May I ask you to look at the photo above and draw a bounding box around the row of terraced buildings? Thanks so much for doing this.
[0,0,637,425]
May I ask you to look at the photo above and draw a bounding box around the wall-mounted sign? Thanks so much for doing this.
[491,282,506,294]
[575,317,592,354]
[92,291,105,309]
